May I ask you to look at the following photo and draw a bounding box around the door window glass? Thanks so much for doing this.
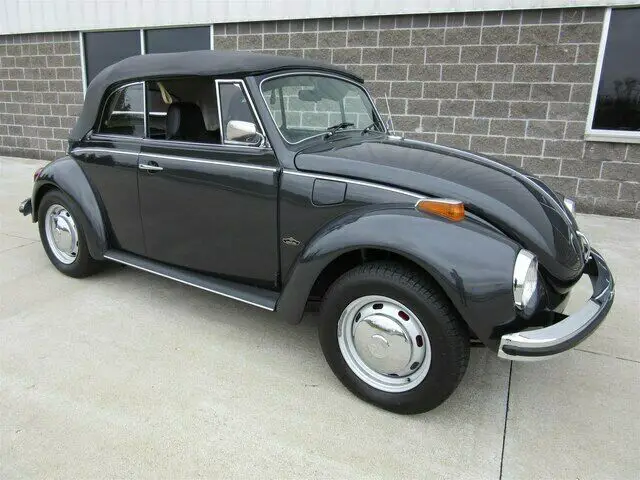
[145,78,221,143]
[218,82,264,145]
[99,83,144,137]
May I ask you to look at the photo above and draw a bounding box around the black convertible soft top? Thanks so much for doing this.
[70,50,362,143]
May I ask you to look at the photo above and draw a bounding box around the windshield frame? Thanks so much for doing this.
[259,71,387,146]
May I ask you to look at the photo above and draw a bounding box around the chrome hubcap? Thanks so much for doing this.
[44,204,79,264]
[337,296,431,393]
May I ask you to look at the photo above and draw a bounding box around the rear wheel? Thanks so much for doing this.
[319,261,469,414]
[38,190,102,278]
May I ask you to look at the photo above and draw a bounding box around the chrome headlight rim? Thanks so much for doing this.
[513,249,538,311]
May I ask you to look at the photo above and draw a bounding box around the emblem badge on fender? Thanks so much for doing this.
[282,236,301,246]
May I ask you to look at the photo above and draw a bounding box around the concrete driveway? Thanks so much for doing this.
[1,156,638,479]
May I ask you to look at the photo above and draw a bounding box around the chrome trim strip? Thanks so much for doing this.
[215,78,268,148]
[103,254,275,311]
[71,147,139,156]
[259,71,387,146]
[139,152,278,172]
[415,198,462,206]
[283,170,422,200]
[142,80,147,138]
[141,137,272,152]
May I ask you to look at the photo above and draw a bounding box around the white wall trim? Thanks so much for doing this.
[584,7,640,144]
[79,31,87,95]
[1,0,639,35]
[139,29,145,54]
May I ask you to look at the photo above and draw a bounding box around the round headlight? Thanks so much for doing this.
[513,250,538,310]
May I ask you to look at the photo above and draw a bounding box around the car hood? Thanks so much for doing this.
[294,135,585,282]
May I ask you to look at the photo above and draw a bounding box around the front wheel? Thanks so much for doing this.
[319,262,469,414]
[38,190,102,278]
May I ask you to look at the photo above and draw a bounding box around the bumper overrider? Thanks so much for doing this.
[19,197,32,216]
[499,248,614,361]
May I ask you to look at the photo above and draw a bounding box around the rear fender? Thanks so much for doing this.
[32,156,107,259]
[276,207,520,348]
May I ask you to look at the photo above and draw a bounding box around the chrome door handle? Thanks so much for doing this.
[139,163,163,172]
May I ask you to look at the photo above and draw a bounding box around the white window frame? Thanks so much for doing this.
[585,7,640,144]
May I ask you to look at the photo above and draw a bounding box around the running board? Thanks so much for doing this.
[103,250,278,311]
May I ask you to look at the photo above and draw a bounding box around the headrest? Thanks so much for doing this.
[166,102,207,141]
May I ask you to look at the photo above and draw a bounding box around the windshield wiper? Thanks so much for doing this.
[325,122,355,138]
[361,120,383,135]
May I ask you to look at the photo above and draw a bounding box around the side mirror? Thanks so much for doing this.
[226,120,264,146]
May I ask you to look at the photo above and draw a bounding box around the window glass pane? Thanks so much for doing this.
[218,82,262,144]
[592,7,640,132]
[146,78,221,143]
[99,83,144,137]
[261,75,380,143]
[83,30,141,85]
[145,26,210,54]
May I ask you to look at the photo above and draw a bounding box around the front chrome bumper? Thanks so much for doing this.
[498,249,614,361]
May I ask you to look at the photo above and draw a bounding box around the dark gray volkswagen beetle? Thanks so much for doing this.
[19,51,614,413]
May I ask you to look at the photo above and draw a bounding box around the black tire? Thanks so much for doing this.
[319,261,469,414]
[38,190,102,278]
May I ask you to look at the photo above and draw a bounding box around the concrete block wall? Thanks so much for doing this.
[0,8,638,217]
[213,7,640,217]
[0,32,83,161]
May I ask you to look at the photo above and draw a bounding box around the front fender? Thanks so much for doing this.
[276,207,521,349]
[32,156,107,259]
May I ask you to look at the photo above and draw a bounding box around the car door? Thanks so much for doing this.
[137,78,280,287]
[71,81,146,255]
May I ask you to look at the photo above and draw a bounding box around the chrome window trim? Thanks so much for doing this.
[215,78,269,148]
[139,151,278,172]
[84,132,145,143]
[142,80,147,138]
[283,170,422,200]
[71,147,139,156]
[97,81,145,138]
[259,71,387,146]
[141,136,273,153]
[103,253,274,311]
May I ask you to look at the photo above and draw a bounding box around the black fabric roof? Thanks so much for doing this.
[70,50,363,142]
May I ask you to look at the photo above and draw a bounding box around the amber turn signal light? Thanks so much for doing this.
[415,198,465,222]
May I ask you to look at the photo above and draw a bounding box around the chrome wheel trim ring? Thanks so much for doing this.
[44,204,79,265]
[337,295,432,393]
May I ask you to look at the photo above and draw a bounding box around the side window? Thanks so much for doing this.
[218,81,264,146]
[99,83,144,137]
[145,78,221,144]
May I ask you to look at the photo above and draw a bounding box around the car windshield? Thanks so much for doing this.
[261,74,383,144]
